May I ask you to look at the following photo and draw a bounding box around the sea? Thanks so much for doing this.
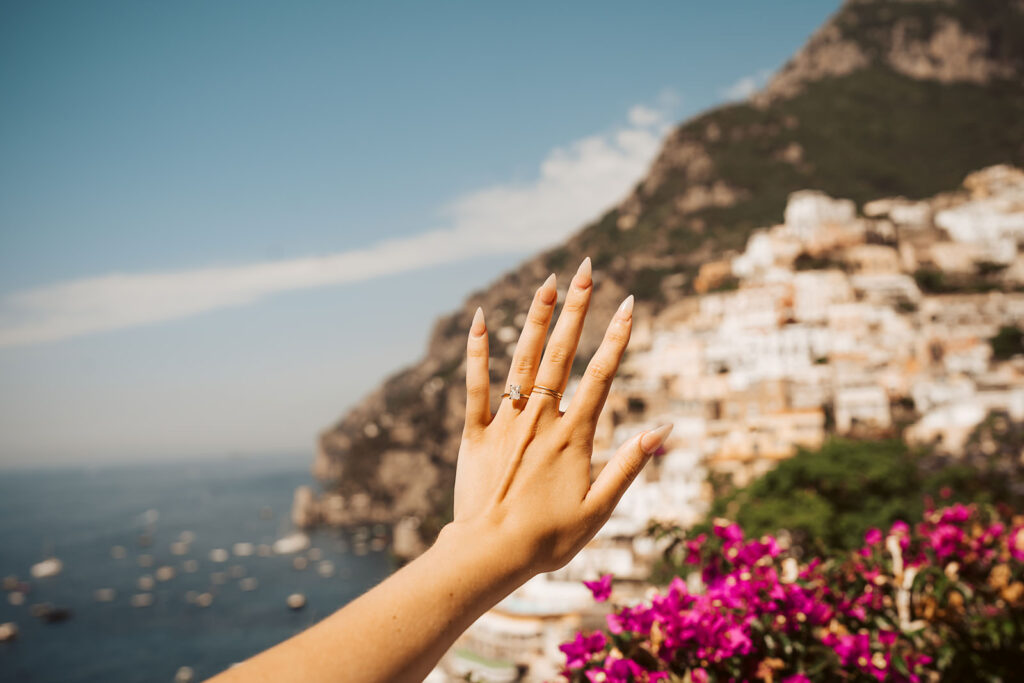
[0,455,394,682]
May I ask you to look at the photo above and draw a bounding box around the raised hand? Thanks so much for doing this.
[211,258,671,683]
[450,257,672,575]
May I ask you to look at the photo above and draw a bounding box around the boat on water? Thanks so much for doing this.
[272,532,310,555]
[29,558,62,579]
[31,602,73,623]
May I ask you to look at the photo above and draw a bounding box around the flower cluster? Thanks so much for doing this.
[559,504,1024,682]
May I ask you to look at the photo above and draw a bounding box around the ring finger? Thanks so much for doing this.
[501,273,557,411]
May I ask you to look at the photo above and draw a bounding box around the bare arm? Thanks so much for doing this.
[210,258,672,682]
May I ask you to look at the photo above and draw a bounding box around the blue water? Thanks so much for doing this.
[0,456,394,682]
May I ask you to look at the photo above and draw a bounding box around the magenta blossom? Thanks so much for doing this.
[1010,525,1024,562]
[713,520,743,544]
[583,574,613,602]
[559,631,606,669]
[560,504,1022,683]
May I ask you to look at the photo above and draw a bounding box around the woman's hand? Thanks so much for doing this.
[211,258,671,683]
[447,257,672,578]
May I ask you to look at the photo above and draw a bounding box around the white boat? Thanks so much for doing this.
[30,558,62,579]
[232,542,254,557]
[272,532,310,555]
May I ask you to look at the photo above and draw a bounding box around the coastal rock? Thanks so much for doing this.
[757,0,1024,105]
[291,485,319,528]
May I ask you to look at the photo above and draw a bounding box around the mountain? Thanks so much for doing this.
[296,0,1024,553]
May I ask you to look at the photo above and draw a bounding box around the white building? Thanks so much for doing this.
[784,190,857,242]
[834,384,892,433]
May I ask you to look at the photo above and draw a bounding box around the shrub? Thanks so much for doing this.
[559,503,1024,682]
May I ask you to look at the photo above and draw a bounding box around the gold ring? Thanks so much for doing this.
[531,385,563,401]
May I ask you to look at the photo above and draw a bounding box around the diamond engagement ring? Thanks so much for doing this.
[502,384,528,400]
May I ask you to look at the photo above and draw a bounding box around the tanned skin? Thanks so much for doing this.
[210,258,672,683]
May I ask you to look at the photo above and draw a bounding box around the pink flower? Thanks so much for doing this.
[587,657,646,683]
[1010,525,1024,562]
[783,675,812,683]
[606,603,655,635]
[584,574,613,602]
[559,631,607,669]
[928,524,964,560]
[939,503,971,524]
[889,520,911,550]
[713,521,744,544]
[864,528,883,545]
[684,533,707,564]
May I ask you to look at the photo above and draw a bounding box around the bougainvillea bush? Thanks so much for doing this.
[559,503,1024,682]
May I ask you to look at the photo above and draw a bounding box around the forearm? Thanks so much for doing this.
[211,262,658,682]
[212,521,528,683]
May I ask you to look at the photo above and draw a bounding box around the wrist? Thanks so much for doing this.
[434,518,536,598]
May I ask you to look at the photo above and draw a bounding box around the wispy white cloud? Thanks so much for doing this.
[721,68,773,101]
[0,99,675,349]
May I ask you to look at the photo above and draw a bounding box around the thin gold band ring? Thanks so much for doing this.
[531,385,563,401]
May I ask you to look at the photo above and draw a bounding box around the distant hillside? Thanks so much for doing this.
[301,0,1024,550]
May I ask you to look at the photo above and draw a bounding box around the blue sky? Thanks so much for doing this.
[0,0,840,465]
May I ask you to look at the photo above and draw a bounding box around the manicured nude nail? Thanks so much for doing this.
[640,423,673,454]
[539,273,557,303]
[575,257,592,287]
[470,307,486,336]
[617,294,634,319]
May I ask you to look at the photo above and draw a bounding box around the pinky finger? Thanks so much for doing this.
[465,307,491,431]
[584,423,672,519]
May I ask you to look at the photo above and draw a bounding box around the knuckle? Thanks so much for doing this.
[513,355,536,375]
[545,344,572,367]
[606,325,630,346]
[467,344,489,360]
[586,360,614,383]
[570,428,594,451]
[562,297,588,315]
[527,309,549,327]
[466,383,490,400]
[582,502,607,527]
[615,454,643,484]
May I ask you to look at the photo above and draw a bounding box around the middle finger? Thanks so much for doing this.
[531,257,592,407]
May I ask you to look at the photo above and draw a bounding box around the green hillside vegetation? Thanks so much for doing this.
[576,67,1024,301]
[651,413,1024,578]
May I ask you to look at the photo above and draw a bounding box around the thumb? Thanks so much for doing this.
[585,423,673,517]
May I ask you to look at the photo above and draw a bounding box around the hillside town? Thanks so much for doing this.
[437,165,1024,682]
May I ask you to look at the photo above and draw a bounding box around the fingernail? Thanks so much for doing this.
[470,307,486,336]
[640,423,673,454]
[575,257,592,286]
[617,294,634,318]
[539,273,557,304]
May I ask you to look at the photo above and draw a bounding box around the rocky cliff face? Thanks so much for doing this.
[298,0,1024,553]
[758,0,1024,103]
